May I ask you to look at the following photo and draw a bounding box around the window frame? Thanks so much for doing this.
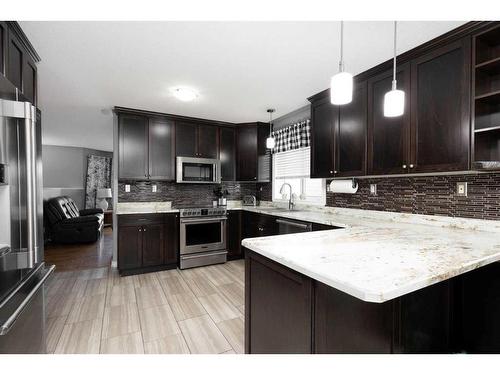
[272,147,326,206]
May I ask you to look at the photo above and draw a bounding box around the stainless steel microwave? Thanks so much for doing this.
[176,156,221,184]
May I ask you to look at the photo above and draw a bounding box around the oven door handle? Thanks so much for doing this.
[180,217,227,224]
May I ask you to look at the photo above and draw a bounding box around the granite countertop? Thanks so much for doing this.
[242,206,500,303]
[115,202,179,214]
[115,200,500,303]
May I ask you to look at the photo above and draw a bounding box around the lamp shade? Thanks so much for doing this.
[97,188,112,199]
[266,136,275,149]
[330,71,353,105]
[383,89,405,117]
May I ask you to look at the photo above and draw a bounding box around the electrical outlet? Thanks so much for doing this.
[125,184,130,193]
[457,182,467,197]
[370,184,377,196]
[152,184,157,193]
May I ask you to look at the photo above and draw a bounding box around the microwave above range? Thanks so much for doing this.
[176,157,221,184]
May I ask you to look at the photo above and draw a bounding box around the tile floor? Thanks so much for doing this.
[45,260,245,354]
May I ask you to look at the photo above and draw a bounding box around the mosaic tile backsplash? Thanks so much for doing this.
[118,181,272,207]
[326,172,500,220]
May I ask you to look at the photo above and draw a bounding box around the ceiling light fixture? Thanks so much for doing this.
[384,21,405,117]
[330,21,353,105]
[266,108,276,149]
[172,87,198,102]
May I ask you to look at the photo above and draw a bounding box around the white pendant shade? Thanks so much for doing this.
[266,136,275,149]
[383,89,405,117]
[330,71,353,105]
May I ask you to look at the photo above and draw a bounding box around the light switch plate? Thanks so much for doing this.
[457,182,467,197]
[370,184,377,196]
[125,184,130,193]
[152,184,157,193]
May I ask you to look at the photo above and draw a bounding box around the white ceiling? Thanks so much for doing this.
[20,21,466,152]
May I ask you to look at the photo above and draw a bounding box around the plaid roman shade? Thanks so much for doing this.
[271,119,311,154]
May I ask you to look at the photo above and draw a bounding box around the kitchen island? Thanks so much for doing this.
[242,207,500,354]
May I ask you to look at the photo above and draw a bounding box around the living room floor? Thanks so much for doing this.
[45,251,245,354]
[44,227,113,271]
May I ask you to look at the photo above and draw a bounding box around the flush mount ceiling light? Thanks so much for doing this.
[266,108,276,149]
[330,21,353,105]
[172,87,198,102]
[384,21,405,117]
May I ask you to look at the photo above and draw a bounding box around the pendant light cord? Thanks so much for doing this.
[392,21,397,90]
[339,21,344,72]
[268,109,274,136]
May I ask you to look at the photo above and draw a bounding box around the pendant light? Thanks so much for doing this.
[384,21,405,117]
[330,21,353,105]
[266,108,275,149]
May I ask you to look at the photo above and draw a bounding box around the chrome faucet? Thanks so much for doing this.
[279,183,295,210]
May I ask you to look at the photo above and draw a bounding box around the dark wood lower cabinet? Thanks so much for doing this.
[227,210,242,260]
[461,262,500,353]
[314,282,393,353]
[118,213,178,275]
[141,223,165,267]
[245,251,312,354]
[117,225,143,270]
[245,249,458,354]
[242,211,278,238]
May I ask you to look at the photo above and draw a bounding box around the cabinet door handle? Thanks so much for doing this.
[334,170,338,174]
[143,229,147,232]
[330,170,333,174]
[402,164,407,169]
[138,228,142,232]
[409,164,414,169]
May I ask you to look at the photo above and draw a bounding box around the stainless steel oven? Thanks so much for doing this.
[179,207,227,269]
[176,157,221,184]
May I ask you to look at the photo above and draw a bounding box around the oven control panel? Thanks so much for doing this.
[179,207,227,217]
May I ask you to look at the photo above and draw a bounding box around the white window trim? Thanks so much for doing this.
[272,148,326,207]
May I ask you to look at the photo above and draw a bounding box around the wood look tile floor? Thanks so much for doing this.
[46,260,245,354]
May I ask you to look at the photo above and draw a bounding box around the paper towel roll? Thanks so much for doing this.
[329,179,358,194]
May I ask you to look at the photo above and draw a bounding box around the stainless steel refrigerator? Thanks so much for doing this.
[0,81,54,353]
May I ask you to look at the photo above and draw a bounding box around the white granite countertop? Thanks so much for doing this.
[114,200,500,303]
[115,202,178,214]
[241,205,500,303]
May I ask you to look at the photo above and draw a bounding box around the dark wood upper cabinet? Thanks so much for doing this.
[175,121,197,157]
[310,95,338,178]
[410,38,471,173]
[1,22,39,105]
[148,117,175,180]
[219,127,236,181]
[337,81,367,176]
[175,122,218,158]
[7,31,23,91]
[236,125,258,181]
[119,114,176,181]
[22,58,36,104]
[118,115,148,179]
[141,223,165,267]
[197,124,218,158]
[0,22,6,75]
[367,64,411,175]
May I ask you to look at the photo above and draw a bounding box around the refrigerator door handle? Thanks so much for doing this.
[24,102,38,268]
[0,264,55,336]
[0,99,38,269]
